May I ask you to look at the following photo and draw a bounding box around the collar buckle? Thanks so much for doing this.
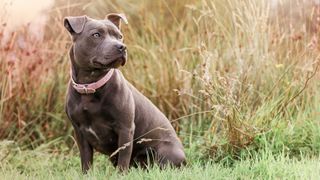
[72,84,96,94]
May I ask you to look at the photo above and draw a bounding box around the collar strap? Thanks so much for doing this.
[71,69,114,94]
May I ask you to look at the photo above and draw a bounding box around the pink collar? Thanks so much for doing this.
[71,69,114,94]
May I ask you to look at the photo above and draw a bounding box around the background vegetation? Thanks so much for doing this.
[0,0,320,178]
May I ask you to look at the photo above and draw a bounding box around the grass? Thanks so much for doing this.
[1,0,320,179]
[1,140,320,179]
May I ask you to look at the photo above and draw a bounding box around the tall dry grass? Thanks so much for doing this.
[0,0,319,159]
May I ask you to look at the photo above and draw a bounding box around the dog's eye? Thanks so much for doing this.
[118,34,123,39]
[92,33,101,38]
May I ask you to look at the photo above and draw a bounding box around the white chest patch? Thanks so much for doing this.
[86,127,100,141]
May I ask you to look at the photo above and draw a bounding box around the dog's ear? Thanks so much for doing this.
[106,13,128,29]
[64,16,87,34]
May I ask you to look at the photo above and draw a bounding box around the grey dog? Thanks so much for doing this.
[64,13,186,173]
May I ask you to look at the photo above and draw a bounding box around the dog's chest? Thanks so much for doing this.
[79,123,117,153]
[69,95,106,124]
[78,95,101,115]
[68,95,118,153]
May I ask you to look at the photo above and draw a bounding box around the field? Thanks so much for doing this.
[1,0,320,179]
[1,143,320,179]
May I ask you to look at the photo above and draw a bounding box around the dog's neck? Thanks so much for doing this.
[69,47,111,84]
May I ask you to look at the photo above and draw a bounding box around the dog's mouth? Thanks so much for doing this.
[92,54,126,69]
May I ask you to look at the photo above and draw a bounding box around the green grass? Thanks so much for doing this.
[1,140,320,180]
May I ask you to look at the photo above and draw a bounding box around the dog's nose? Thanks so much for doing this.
[116,44,126,52]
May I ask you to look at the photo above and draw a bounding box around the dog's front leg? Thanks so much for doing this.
[73,124,93,174]
[116,121,135,171]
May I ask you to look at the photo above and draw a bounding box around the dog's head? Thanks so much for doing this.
[64,14,128,70]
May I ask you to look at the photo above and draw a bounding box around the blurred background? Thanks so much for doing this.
[0,0,320,161]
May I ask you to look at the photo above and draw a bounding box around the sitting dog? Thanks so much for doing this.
[64,13,186,173]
